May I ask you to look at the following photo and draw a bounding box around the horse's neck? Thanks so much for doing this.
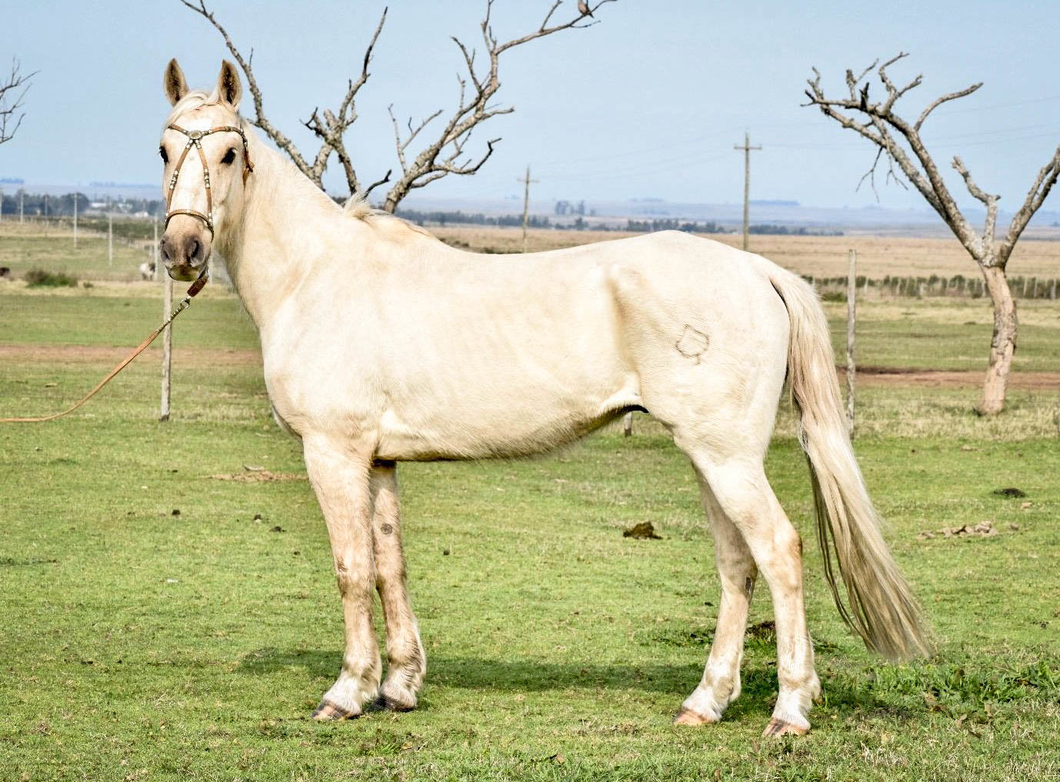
[220,142,348,328]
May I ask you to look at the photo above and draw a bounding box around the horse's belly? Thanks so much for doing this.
[375,373,642,461]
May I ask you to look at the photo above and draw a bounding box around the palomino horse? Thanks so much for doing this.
[158,60,929,737]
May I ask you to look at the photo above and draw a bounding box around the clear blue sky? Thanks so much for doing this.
[2,0,1058,211]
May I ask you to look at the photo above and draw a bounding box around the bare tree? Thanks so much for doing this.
[804,54,1060,415]
[0,58,35,146]
[181,0,616,212]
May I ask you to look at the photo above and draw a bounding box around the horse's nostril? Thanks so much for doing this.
[187,237,201,261]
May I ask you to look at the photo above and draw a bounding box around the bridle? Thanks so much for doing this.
[163,123,254,237]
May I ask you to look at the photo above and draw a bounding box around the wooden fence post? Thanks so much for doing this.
[160,272,173,422]
[846,249,857,435]
[622,411,634,437]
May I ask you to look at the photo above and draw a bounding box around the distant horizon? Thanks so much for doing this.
[4,179,1058,235]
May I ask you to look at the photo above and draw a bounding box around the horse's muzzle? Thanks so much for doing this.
[160,230,210,281]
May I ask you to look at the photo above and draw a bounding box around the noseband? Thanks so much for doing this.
[163,123,254,237]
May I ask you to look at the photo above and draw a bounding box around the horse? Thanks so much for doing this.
[157,59,929,738]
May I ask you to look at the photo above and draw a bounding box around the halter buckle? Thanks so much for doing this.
[186,129,204,140]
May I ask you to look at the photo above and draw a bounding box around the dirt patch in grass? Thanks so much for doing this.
[839,367,1060,390]
[210,470,305,482]
[0,344,261,366]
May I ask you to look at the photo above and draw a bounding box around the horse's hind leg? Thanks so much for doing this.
[370,462,426,711]
[302,436,382,720]
[674,477,757,726]
[685,451,820,736]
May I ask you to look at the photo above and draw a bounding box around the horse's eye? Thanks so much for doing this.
[159,146,169,164]
[221,148,236,165]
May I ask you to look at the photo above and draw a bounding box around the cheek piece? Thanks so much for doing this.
[163,123,254,237]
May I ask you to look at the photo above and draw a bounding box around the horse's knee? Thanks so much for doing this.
[334,557,374,598]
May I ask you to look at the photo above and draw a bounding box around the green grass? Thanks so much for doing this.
[0,242,1059,780]
[0,231,152,282]
[1,391,1058,780]
[0,289,259,349]
[822,298,1060,372]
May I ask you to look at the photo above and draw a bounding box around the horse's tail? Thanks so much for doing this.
[766,266,931,662]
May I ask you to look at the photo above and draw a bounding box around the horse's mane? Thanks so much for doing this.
[342,193,435,240]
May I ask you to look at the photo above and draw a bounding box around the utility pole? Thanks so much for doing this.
[73,193,78,248]
[19,189,24,223]
[160,270,173,421]
[153,220,161,281]
[516,165,539,252]
[733,132,761,251]
[108,213,113,267]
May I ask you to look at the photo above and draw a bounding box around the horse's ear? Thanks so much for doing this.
[164,59,189,106]
[217,60,242,110]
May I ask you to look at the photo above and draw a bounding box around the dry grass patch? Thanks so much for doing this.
[432,225,1060,279]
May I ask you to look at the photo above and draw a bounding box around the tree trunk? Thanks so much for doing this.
[978,262,1018,416]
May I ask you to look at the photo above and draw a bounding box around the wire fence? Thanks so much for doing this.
[809,273,1059,301]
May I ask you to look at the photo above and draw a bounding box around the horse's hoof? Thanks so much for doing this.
[762,718,809,737]
[312,700,357,721]
[673,707,718,726]
[372,694,416,713]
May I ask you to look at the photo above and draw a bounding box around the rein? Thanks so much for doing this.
[0,272,209,424]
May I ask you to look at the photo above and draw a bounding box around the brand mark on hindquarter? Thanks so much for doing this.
[675,325,709,363]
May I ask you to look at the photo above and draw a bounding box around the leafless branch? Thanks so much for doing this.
[363,169,393,199]
[0,59,37,146]
[952,155,999,249]
[804,55,985,259]
[183,0,615,209]
[381,0,617,211]
[998,140,1060,265]
[181,0,387,192]
[915,82,982,131]
[856,148,885,200]
[884,153,908,191]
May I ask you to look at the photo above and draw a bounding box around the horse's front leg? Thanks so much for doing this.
[370,461,426,710]
[303,436,381,720]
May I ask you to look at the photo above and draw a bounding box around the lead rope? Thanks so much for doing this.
[0,271,209,423]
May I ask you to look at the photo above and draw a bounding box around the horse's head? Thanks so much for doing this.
[159,59,253,281]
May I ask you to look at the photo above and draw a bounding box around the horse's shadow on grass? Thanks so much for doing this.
[234,647,904,716]
[236,647,702,695]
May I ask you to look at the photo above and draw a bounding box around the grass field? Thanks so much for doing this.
[1,229,1059,780]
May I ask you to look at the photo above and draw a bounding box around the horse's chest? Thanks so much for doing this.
[259,341,378,439]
